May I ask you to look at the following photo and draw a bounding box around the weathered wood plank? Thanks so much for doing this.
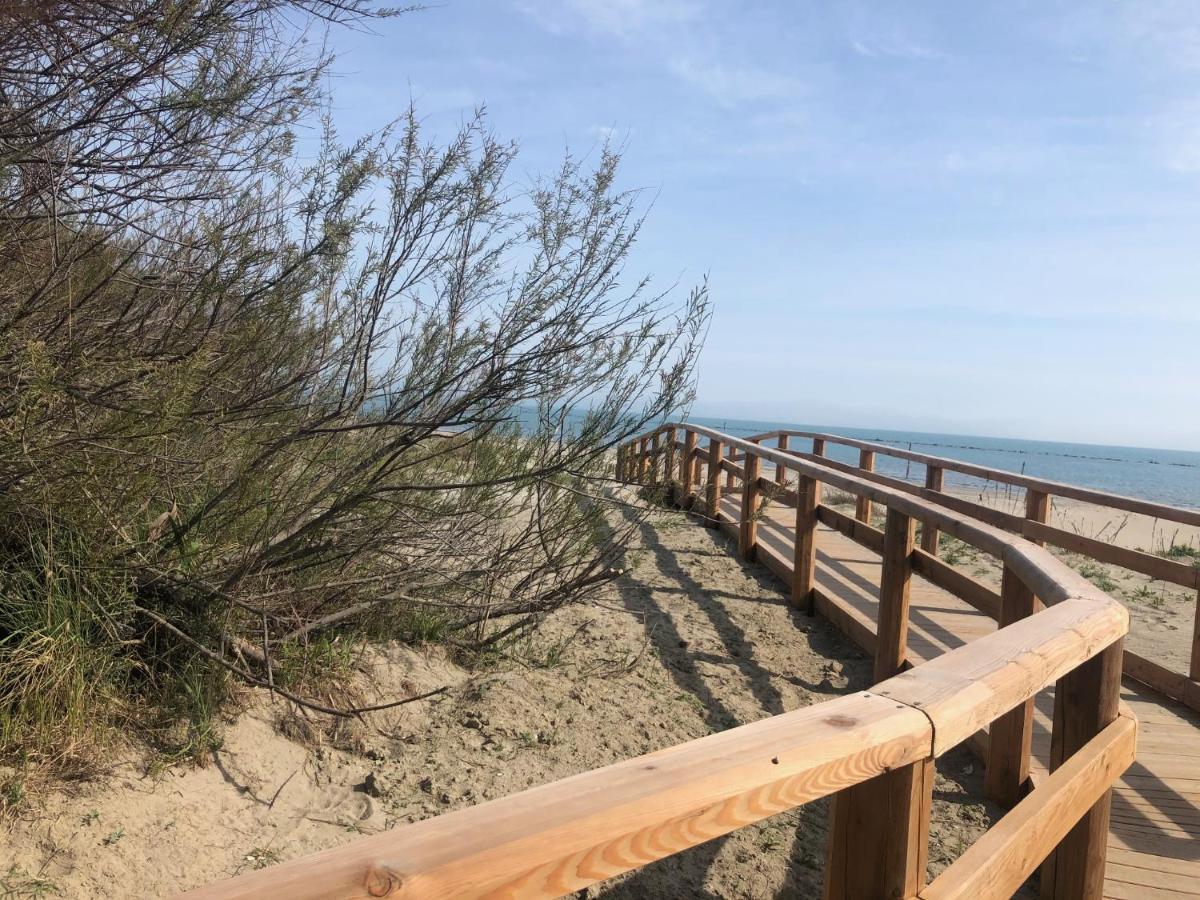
[922,715,1136,900]
[793,475,821,612]
[986,564,1039,807]
[779,446,1199,588]
[705,437,724,526]
[856,449,875,524]
[1040,639,1124,900]
[776,433,790,484]
[1121,650,1200,714]
[920,465,944,554]
[875,599,1127,755]
[183,696,932,900]
[825,757,934,900]
[740,449,762,561]
[681,429,698,496]
[774,430,1200,529]
[875,508,917,682]
[1191,588,1200,682]
[817,504,885,555]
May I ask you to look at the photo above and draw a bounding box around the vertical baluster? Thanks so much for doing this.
[824,756,934,900]
[875,508,916,682]
[1025,488,1050,540]
[985,564,1038,807]
[1039,639,1123,900]
[705,437,724,526]
[920,465,944,554]
[824,501,929,900]
[1191,593,1200,681]
[793,474,821,614]
[855,449,875,524]
[776,433,790,484]
[739,448,761,561]
[681,429,698,500]
[664,426,676,496]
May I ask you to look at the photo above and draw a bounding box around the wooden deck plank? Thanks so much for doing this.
[710,490,1200,897]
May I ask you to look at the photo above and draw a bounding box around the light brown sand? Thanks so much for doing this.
[1,502,1001,899]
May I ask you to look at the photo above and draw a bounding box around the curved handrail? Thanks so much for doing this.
[744,427,1200,526]
[704,424,1200,706]
[186,424,1134,900]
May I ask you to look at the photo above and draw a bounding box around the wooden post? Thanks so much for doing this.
[824,757,934,900]
[855,449,875,524]
[875,508,916,682]
[637,437,649,483]
[681,429,698,500]
[813,437,826,458]
[1190,594,1200,681]
[724,445,736,490]
[920,466,944,555]
[739,449,761,561]
[664,426,676,494]
[615,444,626,483]
[705,437,724,526]
[649,431,661,485]
[792,474,821,613]
[1039,639,1123,900]
[985,564,1038,807]
[776,433,790,484]
[1026,488,1051,542]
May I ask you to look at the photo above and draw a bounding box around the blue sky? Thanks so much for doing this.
[324,1,1200,449]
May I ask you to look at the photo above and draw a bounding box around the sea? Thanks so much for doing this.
[682,416,1200,510]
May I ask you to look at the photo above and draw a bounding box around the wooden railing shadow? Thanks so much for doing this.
[1111,758,1200,861]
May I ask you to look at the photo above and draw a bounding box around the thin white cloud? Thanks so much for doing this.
[516,0,701,40]
[849,35,943,61]
[668,57,806,108]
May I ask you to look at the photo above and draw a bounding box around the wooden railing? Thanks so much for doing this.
[690,427,1200,712]
[186,425,1135,900]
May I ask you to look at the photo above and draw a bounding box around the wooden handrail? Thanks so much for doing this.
[739,427,1200,704]
[747,429,1200,527]
[187,424,1135,900]
[184,693,933,900]
[620,423,1132,898]
[921,713,1137,900]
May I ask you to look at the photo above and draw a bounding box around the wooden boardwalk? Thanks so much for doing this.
[714,491,1200,899]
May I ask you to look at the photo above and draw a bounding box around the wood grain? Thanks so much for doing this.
[923,715,1136,900]
[986,564,1038,807]
[855,449,875,524]
[182,695,932,900]
[875,508,916,682]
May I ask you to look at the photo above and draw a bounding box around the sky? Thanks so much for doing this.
[322,1,1200,450]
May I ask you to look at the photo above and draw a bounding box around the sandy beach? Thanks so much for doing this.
[1,502,1003,898]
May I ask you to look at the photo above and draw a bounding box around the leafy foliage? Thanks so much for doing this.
[0,1,708,771]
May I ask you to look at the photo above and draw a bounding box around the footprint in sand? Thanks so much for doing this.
[274,783,376,830]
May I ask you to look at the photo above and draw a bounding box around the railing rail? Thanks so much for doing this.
[187,423,1135,900]
[685,426,1200,709]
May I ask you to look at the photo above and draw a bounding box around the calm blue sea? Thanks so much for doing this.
[684,415,1200,510]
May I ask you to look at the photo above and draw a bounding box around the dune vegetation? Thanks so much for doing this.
[0,1,708,788]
